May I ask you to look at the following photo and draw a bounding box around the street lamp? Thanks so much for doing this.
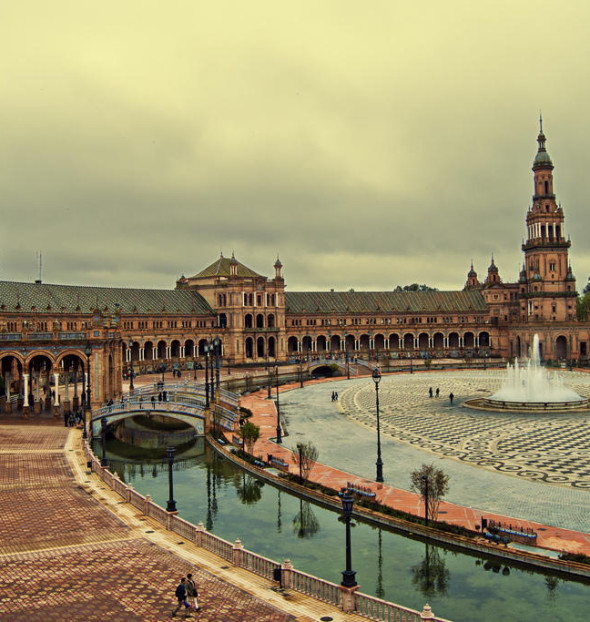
[340,489,357,588]
[422,475,431,526]
[209,340,215,402]
[372,368,384,483]
[166,446,177,512]
[344,332,350,380]
[267,359,272,399]
[84,342,92,440]
[239,407,245,455]
[128,339,135,393]
[204,344,210,408]
[214,337,221,395]
[275,364,282,443]
[100,415,108,467]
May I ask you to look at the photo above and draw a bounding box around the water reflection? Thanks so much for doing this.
[411,543,450,598]
[94,436,590,622]
[292,499,319,539]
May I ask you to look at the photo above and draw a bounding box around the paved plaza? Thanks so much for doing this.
[0,422,365,621]
[278,370,590,534]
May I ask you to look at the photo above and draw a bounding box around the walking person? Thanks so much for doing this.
[449,392,454,405]
[435,387,440,398]
[151,395,156,409]
[186,573,200,611]
[172,577,190,617]
[138,395,143,410]
[429,387,433,398]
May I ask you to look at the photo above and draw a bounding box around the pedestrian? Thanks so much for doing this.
[172,577,190,617]
[335,391,338,401]
[331,391,335,402]
[435,387,440,398]
[138,395,143,410]
[120,395,124,407]
[68,412,75,427]
[151,395,156,409]
[429,387,433,398]
[186,573,200,611]
[163,390,167,402]
[63,411,69,427]
[158,392,162,403]
[449,392,454,405]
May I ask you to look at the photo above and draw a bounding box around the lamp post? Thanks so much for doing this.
[214,337,221,395]
[422,474,429,526]
[100,416,108,467]
[344,332,350,380]
[267,359,272,399]
[166,446,177,512]
[340,489,357,587]
[193,358,197,381]
[209,340,215,403]
[373,368,384,483]
[204,345,210,408]
[275,364,282,443]
[409,349,413,374]
[299,358,304,388]
[84,343,92,440]
[239,407,245,454]
[128,339,135,393]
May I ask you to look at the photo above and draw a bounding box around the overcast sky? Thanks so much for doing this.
[2,1,589,293]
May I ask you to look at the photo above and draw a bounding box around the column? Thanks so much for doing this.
[53,373,60,406]
[23,374,29,407]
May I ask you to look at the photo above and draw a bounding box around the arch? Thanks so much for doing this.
[317,335,327,354]
[433,332,444,351]
[144,340,155,361]
[219,313,228,329]
[287,336,298,355]
[448,332,460,349]
[268,336,276,359]
[302,335,313,356]
[256,336,265,358]
[184,339,195,359]
[330,335,341,351]
[27,353,57,411]
[245,337,254,359]
[418,333,429,351]
[389,333,400,351]
[403,333,414,350]
[268,314,276,328]
[374,333,385,350]
[245,314,253,329]
[556,335,568,359]
[359,334,370,351]
[478,332,490,348]
[256,314,265,329]
[157,340,167,359]
[171,340,181,358]
[464,332,475,349]
[344,334,355,352]
[198,339,209,356]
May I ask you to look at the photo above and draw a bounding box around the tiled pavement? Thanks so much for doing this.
[0,422,367,622]
[241,369,590,557]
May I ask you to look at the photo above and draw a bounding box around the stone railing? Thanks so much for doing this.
[83,443,450,621]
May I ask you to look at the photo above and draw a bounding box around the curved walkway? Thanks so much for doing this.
[241,370,590,556]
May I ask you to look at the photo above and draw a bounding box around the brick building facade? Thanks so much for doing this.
[0,125,588,411]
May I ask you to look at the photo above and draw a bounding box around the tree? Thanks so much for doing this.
[239,421,260,454]
[576,281,590,320]
[294,441,319,483]
[410,463,449,522]
[394,283,438,292]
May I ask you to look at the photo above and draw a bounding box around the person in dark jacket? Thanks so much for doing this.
[172,577,189,617]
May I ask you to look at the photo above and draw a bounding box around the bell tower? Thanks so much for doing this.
[520,118,576,321]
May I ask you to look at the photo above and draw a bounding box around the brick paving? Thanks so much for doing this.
[0,420,365,621]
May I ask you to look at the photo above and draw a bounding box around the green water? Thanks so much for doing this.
[97,437,590,622]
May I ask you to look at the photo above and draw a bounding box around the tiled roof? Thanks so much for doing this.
[285,290,487,314]
[190,256,263,279]
[0,281,213,315]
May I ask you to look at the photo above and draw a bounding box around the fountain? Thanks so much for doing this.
[477,335,588,412]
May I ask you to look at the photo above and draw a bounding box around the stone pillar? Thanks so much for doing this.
[339,585,360,614]
[53,373,60,406]
[420,603,435,620]
[232,538,243,567]
[4,372,11,414]
[281,559,293,589]
[195,521,205,547]
[23,373,30,418]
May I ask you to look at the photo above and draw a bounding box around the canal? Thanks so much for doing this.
[95,435,590,622]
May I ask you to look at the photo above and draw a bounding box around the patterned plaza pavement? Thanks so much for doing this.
[0,421,364,622]
[241,368,590,554]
